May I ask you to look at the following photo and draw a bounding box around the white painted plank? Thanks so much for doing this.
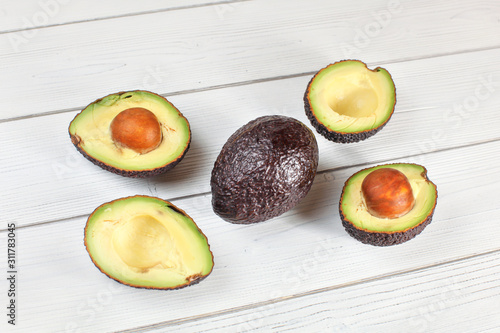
[1,0,499,119]
[0,0,239,32]
[1,140,499,332]
[159,250,500,333]
[1,49,499,227]
[1,1,498,332]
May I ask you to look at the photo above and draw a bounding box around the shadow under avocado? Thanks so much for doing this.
[288,169,347,234]
[149,136,211,189]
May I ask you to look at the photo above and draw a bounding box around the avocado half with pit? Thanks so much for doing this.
[84,196,214,289]
[211,115,319,224]
[69,90,191,177]
[304,60,396,143]
[339,163,437,246]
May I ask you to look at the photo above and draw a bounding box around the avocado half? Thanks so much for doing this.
[211,115,319,224]
[69,90,191,178]
[304,60,396,143]
[84,195,214,289]
[339,163,437,246]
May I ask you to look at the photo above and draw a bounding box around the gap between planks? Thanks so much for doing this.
[1,44,499,124]
[0,0,251,35]
[2,136,499,233]
[114,247,500,333]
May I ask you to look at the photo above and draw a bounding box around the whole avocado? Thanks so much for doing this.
[211,115,319,224]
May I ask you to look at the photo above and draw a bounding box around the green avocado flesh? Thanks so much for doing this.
[69,91,190,175]
[85,196,214,289]
[305,60,395,140]
[340,164,437,233]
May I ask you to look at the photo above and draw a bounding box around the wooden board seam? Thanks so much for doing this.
[1,136,499,233]
[114,247,500,333]
[2,45,499,123]
[0,0,251,35]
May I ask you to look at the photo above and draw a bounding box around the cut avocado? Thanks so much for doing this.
[69,91,191,178]
[304,60,396,143]
[211,115,319,224]
[84,196,214,289]
[339,163,437,246]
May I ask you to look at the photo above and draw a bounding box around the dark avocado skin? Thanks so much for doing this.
[340,211,434,246]
[70,133,190,178]
[87,237,208,291]
[338,168,437,246]
[84,195,214,290]
[68,91,191,178]
[211,115,319,224]
[304,91,384,143]
[304,98,382,143]
[303,61,395,143]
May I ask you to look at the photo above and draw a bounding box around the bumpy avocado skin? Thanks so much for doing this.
[303,60,395,143]
[304,90,384,143]
[340,211,435,246]
[339,164,438,246]
[69,91,191,178]
[211,115,319,224]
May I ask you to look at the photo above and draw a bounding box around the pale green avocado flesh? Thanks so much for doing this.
[69,91,190,172]
[308,60,395,133]
[85,196,214,289]
[340,164,437,232]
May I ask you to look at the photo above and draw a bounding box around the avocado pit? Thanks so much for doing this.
[110,107,162,154]
[69,91,191,177]
[361,168,415,219]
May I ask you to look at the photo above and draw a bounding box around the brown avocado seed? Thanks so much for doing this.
[110,108,162,154]
[361,168,415,219]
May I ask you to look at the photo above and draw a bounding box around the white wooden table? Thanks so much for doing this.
[1,0,500,332]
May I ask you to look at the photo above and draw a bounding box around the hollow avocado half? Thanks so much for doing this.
[304,60,396,143]
[339,163,437,246]
[211,115,319,224]
[84,196,214,289]
[69,90,191,178]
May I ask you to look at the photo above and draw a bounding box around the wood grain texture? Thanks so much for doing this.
[1,140,499,332]
[2,0,499,331]
[1,0,499,119]
[0,0,242,32]
[155,250,500,333]
[1,48,499,228]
